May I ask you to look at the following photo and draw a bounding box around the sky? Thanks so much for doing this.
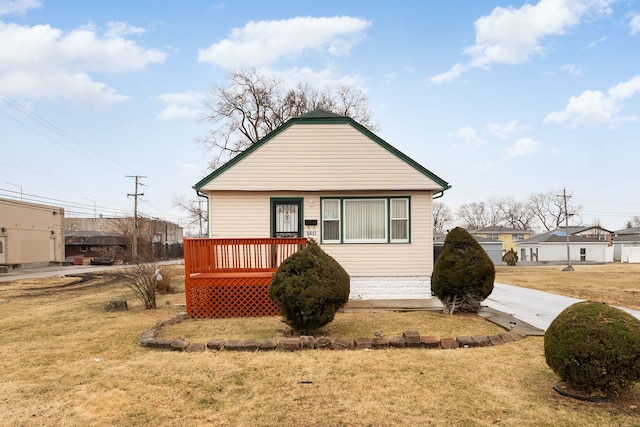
[1,0,639,233]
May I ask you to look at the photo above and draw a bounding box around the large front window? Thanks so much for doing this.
[321,197,410,243]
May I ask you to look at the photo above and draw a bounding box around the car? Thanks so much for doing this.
[90,257,115,266]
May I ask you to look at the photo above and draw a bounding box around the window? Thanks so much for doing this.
[488,233,499,240]
[512,233,525,240]
[322,199,340,243]
[321,197,410,243]
[390,198,409,242]
[0,240,3,254]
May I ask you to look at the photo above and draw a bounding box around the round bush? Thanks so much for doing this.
[268,240,350,334]
[431,227,495,314]
[544,301,640,395]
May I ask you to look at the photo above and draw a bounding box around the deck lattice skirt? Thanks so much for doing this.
[185,276,280,318]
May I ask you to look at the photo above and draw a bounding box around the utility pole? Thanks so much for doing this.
[559,188,574,272]
[127,175,146,262]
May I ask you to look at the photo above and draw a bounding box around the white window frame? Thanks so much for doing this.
[390,198,409,243]
[321,197,410,244]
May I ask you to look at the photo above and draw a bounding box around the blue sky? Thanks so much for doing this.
[1,0,639,232]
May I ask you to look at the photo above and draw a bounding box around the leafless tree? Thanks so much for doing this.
[625,216,640,228]
[200,68,376,169]
[527,190,582,231]
[433,202,453,233]
[456,202,495,229]
[172,196,207,237]
[494,197,536,230]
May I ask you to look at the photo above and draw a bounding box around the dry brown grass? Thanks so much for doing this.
[496,263,640,310]
[0,265,639,426]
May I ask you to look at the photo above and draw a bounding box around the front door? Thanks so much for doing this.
[272,199,302,238]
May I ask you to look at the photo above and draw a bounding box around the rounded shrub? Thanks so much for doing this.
[544,301,640,395]
[502,248,518,266]
[268,239,350,334]
[431,227,495,314]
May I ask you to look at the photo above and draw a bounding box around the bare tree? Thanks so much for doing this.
[200,68,376,169]
[172,196,207,237]
[433,202,453,233]
[494,197,536,230]
[626,216,640,228]
[457,202,492,229]
[527,190,582,231]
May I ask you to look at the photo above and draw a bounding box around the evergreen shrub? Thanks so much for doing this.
[268,240,350,334]
[544,301,640,395]
[431,227,495,314]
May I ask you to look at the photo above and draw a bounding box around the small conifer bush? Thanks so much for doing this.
[502,248,518,266]
[431,227,495,314]
[269,240,350,334]
[545,301,640,395]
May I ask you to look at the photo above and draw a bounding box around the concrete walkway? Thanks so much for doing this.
[345,283,640,337]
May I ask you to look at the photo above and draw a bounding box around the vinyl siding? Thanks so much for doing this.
[201,124,445,192]
[206,190,435,276]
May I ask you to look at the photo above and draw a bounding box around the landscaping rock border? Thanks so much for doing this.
[140,312,528,352]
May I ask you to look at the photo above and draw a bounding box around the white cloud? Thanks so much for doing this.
[429,0,613,83]
[0,21,166,107]
[157,91,204,120]
[452,126,487,147]
[630,14,640,35]
[545,75,640,126]
[486,120,529,138]
[561,64,582,75]
[506,137,540,158]
[198,16,371,69]
[0,0,40,17]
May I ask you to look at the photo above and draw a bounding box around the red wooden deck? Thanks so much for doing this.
[183,238,307,318]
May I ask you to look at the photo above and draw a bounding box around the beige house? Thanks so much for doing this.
[194,110,450,299]
[0,198,65,268]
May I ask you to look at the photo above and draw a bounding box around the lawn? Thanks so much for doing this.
[0,265,639,426]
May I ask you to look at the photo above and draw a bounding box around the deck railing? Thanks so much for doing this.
[184,238,307,318]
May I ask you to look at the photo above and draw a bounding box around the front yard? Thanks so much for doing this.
[0,265,638,426]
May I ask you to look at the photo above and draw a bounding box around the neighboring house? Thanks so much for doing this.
[612,227,640,263]
[433,232,503,265]
[516,231,612,264]
[64,230,128,263]
[65,217,184,259]
[557,225,613,244]
[193,110,450,299]
[469,226,533,254]
[0,197,65,269]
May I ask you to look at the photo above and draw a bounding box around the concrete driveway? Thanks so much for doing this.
[485,282,640,331]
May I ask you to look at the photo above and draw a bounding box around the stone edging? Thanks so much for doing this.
[139,312,528,353]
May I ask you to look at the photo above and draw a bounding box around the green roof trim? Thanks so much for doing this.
[194,111,451,192]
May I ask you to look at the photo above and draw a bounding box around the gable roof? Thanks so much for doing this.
[517,231,606,245]
[470,226,533,234]
[194,110,451,192]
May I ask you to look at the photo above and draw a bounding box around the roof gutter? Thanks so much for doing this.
[433,191,445,199]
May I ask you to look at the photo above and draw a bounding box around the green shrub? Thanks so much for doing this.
[431,227,495,314]
[502,248,518,266]
[544,301,640,395]
[268,240,350,334]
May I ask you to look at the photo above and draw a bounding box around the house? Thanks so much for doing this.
[64,230,128,263]
[516,231,611,264]
[561,225,613,244]
[65,216,184,260]
[0,197,65,269]
[193,110,450,299]
[612,227,640,263]
[469,226,533,254]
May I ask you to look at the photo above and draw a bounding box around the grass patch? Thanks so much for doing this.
[0,265,639,426]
